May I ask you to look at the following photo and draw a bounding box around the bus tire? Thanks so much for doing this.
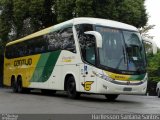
[17,76,26,93]
[157,89,160,98]
[11,76,18,93]
[66,76,80,99]
[105,94,119,101]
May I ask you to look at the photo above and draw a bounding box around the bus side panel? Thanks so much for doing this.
[3,55,41,87]
[29,51,62,89]
[56,50,81,91]
[3,58,13,86]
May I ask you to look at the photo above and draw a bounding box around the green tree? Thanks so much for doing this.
[116,0,147,28]
[0,0,56,40]
[0,0,13,41]
[93,0,120,20]
[147,50,160,82]
[41,0,57,27]
[56,0,76,22]
[0,0,148,42]
[56,0,147,28]
[147,50,160,95]
[139,24,155,54]
[139,24,155,39]
[76,0,94,17]
[13,0,29,37]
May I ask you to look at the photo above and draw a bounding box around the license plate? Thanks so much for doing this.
[123,87,132,91]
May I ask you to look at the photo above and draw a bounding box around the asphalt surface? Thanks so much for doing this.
[0,88,159,114]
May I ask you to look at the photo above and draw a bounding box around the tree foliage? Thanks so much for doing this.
[147,50,160,95]
[0,0,147,42]
[139,24,155,39]
[57,0,147,28]
[0,0,13,41]
[147,50,160,82]
[56,0,76,22]
[76,0,94,17]
[0,0,56,40]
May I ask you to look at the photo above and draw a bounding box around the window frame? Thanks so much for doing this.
[5,26,76,59]
[95,25,147,75]
[75,24,98,66]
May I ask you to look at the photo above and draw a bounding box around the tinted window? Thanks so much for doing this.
[5,36,48,58]
[75,24,96,65]
[5,27,76,59]
[47,27,76,53]
[60,27,76,53]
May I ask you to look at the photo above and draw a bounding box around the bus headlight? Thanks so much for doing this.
[92,71,114,82]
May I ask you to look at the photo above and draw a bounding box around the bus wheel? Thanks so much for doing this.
[66,76,80,99]
[105,94,119,101]
[17,77,25,93]
[11,78,18,93]
[158,89,160,98]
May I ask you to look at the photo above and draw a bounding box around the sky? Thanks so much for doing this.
[145,0,160,47]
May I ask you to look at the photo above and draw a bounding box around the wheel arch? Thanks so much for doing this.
[64,73,79,91]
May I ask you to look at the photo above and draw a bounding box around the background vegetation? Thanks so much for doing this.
[0,0,147,41]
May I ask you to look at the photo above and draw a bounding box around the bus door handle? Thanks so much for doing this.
[53,76,56,77]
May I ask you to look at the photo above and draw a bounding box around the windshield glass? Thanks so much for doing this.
[123,31,146,71]
[96,26,146,73]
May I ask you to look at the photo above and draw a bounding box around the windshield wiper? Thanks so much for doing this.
[123,47,126,63]
[116,47,126,69]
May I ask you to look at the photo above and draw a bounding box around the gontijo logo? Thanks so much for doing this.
[14,58,32,66]
[81,81,94,91]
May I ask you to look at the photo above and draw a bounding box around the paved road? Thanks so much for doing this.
[0,88,159,114]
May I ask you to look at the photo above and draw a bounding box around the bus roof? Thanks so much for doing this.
[6,17,138,46]
[73,17,138,31]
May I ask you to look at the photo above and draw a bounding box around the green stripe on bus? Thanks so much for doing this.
[30,51,61,82]
[39,51,61,82]
[129,74,146,81]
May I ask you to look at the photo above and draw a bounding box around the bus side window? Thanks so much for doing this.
[75,24,96,65]
[46,28,76,53]
[60,27,76,53]
[47,31,60,52]
[14,44,19,58]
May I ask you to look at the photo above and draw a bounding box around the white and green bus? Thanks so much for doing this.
[4,17,152,100]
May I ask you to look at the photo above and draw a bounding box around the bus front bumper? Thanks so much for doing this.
[97,78,147,95]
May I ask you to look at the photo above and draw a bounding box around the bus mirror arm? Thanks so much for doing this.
[84,31,102,48]
[142,37,157,54]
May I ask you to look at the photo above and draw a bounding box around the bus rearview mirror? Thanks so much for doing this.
[142,37,157,54]
[84,31,102,48]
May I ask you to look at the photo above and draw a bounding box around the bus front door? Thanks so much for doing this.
[80,64,97,93]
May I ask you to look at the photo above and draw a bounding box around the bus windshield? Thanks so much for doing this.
[96,26,146,73]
